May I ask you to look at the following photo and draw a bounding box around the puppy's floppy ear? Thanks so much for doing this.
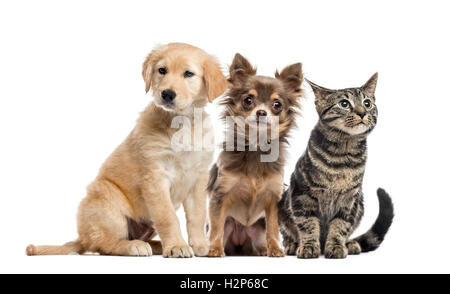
[228,53,256,85]
[142,45,164,93]
[203,56,227,102]
[361,72,378,97]
[275,63,303,94]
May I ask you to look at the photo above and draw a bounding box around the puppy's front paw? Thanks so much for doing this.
[208,246,225,257]
[268,245,285,257]
[296,243,320,259]
[190,240,209,257]
[124,240,153,257]
[325,244,348,259]
[163,243,193,258]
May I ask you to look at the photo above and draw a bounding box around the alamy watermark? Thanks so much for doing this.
[170,107,280,162]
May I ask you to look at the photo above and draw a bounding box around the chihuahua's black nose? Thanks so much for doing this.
[256,110,267,117]
[161,89,176,103]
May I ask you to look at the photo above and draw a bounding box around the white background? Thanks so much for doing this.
[1,0,449,274]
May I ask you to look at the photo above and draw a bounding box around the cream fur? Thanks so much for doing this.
[26,43,227,257]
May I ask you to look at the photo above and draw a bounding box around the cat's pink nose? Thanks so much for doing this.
[354,106,366,118]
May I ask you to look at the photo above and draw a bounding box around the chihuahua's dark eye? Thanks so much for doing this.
[273,100,282,111]
[184,71,194,78]
[339,99,350,109]
[158,67,167,75]
[244,96,253,106]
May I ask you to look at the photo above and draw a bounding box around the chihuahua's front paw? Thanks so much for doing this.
[268,245,285,257]
[163,243,193,258]
[208,246,225,257]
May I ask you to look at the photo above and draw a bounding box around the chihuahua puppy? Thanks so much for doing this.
[207,53,303,257]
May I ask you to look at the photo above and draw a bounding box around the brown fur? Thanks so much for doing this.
[26,43,227,257]
[207,53,303,257]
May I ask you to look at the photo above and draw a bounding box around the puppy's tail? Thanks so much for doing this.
[351,188,394,252]
[26,240,84,256]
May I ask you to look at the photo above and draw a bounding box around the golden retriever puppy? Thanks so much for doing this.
[27,43,227,257]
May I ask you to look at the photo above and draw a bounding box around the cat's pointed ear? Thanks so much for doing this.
[228,53,257,85]
[361,72,378,97]
[275,63,303,94]
[306,78,335,101]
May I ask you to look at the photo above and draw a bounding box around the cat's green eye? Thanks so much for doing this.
[339,100,350,109]
[363,99,372,109]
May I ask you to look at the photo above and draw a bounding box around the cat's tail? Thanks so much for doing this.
[352,188,394,252]
[26,240,84,256]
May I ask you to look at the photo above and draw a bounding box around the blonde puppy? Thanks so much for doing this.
[27,43,227,257]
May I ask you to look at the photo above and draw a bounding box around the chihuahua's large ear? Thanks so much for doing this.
[142,45,164,93]
[361,72,378,97]
[204,56,227,102]
[275,63,303,94]
[228,53,257,85]
[306,79,335,101]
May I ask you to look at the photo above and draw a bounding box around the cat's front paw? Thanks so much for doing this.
[284,242,298,256]
[346,240,361,255]
[296,243,320,259]
[325,244,348,259]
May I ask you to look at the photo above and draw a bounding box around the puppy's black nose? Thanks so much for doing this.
[161,89,176,103]
[256,110,267,117]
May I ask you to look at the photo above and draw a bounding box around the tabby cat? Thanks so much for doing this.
[279,73,394,258]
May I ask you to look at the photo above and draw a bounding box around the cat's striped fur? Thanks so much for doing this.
[279,73,394,258]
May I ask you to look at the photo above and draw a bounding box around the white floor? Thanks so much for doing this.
[6,252,444,274]
[6,234,448,274]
